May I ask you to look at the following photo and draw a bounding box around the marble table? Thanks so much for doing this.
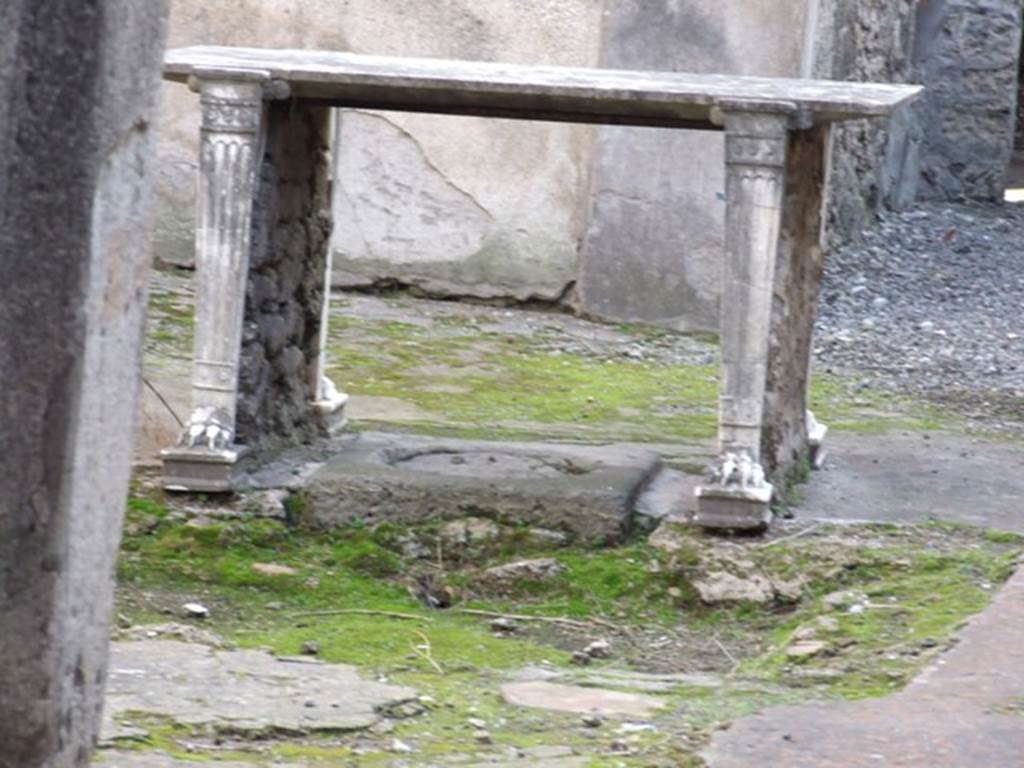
[160,45,921,528]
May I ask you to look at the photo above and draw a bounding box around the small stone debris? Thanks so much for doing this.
[500,681,665,718]
[816,616,840,632]
[787,640,829,659]
[115,623,230,650]
[793,627,818,642]
[390,701,426,718]
[483,558,566,586]
[467,717,487,729]
[693,571,774,605]
[583,639,612,659]
[301,641,321,656]
[823,590,868,611]
[491,617,518,635]
[181,602,209,619]
[571,651,592,667]
[816,202,1024,426]
[391,738,414,754]
[473,729,494,744]
[581,713,604,728]
[252,562,298,577]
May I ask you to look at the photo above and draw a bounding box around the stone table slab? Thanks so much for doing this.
[302,433,663,544]
[164,46,922,128]
[101,641,415,741]
[703,564,1024,767]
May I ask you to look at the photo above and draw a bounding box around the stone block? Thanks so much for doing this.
[694,487,773,531]
[302,434,663,544]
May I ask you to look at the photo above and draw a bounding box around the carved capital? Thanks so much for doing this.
[199,80,264,134]
[722,107,792,170]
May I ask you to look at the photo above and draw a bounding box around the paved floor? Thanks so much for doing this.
[704,563,1024,767]
[798,431,1024,534]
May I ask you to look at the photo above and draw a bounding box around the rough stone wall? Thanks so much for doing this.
[818,0,919,245]
[0,1,168,765]
[1017,39,1024,150]
[913,0,1023,201]
[238,102,332,448]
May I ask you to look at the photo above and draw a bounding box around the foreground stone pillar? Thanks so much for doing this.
[0,2,168,766]
[162,81,347,491]
[695,106,792,530]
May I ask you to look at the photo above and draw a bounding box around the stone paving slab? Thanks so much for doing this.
[96,754,306,768]
[97,751,590,768]
[303,433,662,544]
[797,432,1024,533]
[500,681,665,718]
[101,641,416,742]
[703,564,1024,767]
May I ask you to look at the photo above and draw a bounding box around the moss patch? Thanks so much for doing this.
[326,314,949,445]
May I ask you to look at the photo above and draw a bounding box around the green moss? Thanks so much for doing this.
[809,375,958,434]
[114,499,1021,765]
[741,544,1019,699]
[326,316,719,443]
[145,283,195,355]
[323,312,961,446]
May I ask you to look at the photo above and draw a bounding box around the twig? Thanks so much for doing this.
[713,635,742,676]
[453,608,623,633]
[712,638,737,667]
[143,375,184,427]
[756,522,825,549]
[288,609,432,622]
[410,630,444,674]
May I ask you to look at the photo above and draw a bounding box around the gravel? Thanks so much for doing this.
[814,201,1024,430]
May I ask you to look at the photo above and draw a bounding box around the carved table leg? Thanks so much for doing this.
[162,77,266,491]
[696,106,793,530]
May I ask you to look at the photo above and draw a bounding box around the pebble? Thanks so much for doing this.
[817,201,1024,436]
[584,639,613,659]
[571,651,592,666]
[181,602,209,619]
[473,729,493,744]
[391,738,414,754]
[582,714,604,728]
[787,640,828,659]
[491,618,518,635]
[301,641,321,656]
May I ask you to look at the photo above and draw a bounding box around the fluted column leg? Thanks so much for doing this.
[162,77,266,491]
[696,105,793,530]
